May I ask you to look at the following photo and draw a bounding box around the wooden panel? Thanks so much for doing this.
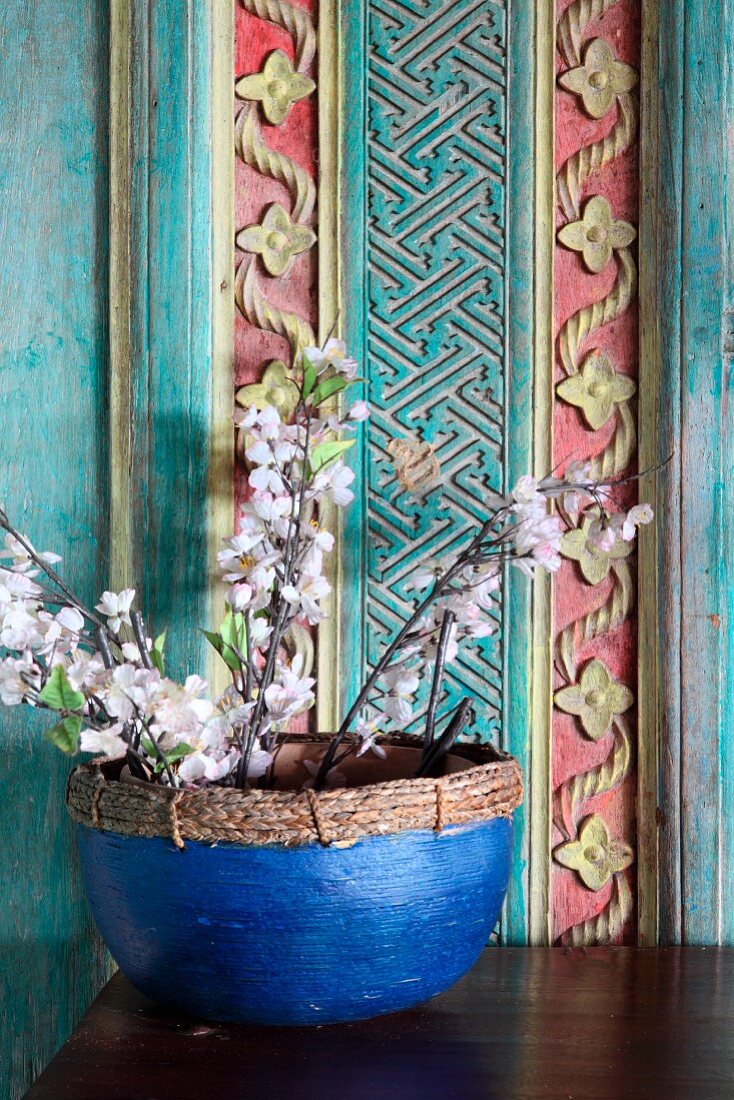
[0,5,110,1097]
[651,0,734,944]
[341,0,538,944]
[551,0,642,945]
[113,0,233,682]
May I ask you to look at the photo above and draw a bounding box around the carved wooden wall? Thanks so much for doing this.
[552,0,642,945]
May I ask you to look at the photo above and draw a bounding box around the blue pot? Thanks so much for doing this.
[76,816,512,1025]
[71,740,520,1025]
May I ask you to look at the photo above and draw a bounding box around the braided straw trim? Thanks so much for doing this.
[67,735,523,849]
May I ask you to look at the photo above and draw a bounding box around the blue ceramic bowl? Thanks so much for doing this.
[72,741,519,1025]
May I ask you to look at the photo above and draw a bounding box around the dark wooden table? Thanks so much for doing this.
[26,947,734,1099]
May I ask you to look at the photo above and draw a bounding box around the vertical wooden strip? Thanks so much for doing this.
[340,0,368,721]
[678,0,726,944]
[316,0,343,732]
[528,0,555,947]
[210,0,235,692]
[720,0,734,946]
[636,0,660,946]
[502,0,536,944]
[655,0,684,946]
[126,0,218,677]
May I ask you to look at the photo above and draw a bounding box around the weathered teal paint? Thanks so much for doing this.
[342,0,535,942]
[0,5,110,1097]
[656,0,734,944]
[127,0,217,681]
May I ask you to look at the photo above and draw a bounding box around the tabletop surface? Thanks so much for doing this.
[26,947,734,1099]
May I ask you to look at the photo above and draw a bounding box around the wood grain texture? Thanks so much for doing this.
[653,0,734,945]
[28,948,734,1100]
[122,0,226,683]
[0,5,111,1098]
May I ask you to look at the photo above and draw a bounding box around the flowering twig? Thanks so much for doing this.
[422,609,455,760]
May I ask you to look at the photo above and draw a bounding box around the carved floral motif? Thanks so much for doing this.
[552,0,640,946]
[558,37,637,119]
[554,815,634,892]
[236,48,315,125]
[236,359,300,419]
[561,515,633,585]
[557,350,636,430]
[558,195,636,274]
[237,202,316,278]
[555,658,634,741]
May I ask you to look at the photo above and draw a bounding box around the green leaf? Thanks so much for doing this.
[39,665,84,712]
[144,739,195,773]
[201,629,241,672]
[310,375,350,406]
[302,358,317,399]
[151,630,167,675]
[310,438,356,474]
[44,715,82,755]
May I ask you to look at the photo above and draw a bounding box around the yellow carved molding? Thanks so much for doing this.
[558,248,637,376]
[559,872,633,945]
[558,195,637,274]
[555,658,634,741]
[558,37,638,119]
[236,359,300,419]
[237,202,316,277]
[554,814,634,892]
[557,349,636,430]
[561,515,634,586]
[240,0,316,70]
[236,48,315,125]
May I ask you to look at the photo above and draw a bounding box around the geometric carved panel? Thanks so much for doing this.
[365,0,508,740]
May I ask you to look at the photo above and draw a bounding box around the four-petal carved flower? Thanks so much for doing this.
[558,195,636,274]
[236,360,300,421]
[555,658,633,741]
[236,50,315,125]
[558,38,638,119]
[557,350,636,430]
[554,814,634,891]
[561,515,633,585]
[237,203,316,277]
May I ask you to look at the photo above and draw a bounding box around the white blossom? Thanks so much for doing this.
[95,589,135,634]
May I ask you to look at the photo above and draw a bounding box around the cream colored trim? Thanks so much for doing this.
[316,0,342,733]
[636,0,660,947]
[209,0,236,693]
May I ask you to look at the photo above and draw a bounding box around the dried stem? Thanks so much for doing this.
[422,610,455,760]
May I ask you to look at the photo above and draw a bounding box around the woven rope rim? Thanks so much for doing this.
[66,733,523,849]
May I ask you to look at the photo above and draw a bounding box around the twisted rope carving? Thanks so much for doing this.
[556,561,634,685]
[558,249,637,376]
[241,0,316,70]
[558,872,633,946]
[554,717,633,840]
[557,95,638,220]
[590,400,637,480]
[557,0,622,66]
[236,104,316,224]
[235,256,315,354]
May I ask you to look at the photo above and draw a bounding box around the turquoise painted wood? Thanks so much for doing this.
[342,0,535,942]
[0,5,110,1098]
[656,0,734,944]
[127,0,218,680]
